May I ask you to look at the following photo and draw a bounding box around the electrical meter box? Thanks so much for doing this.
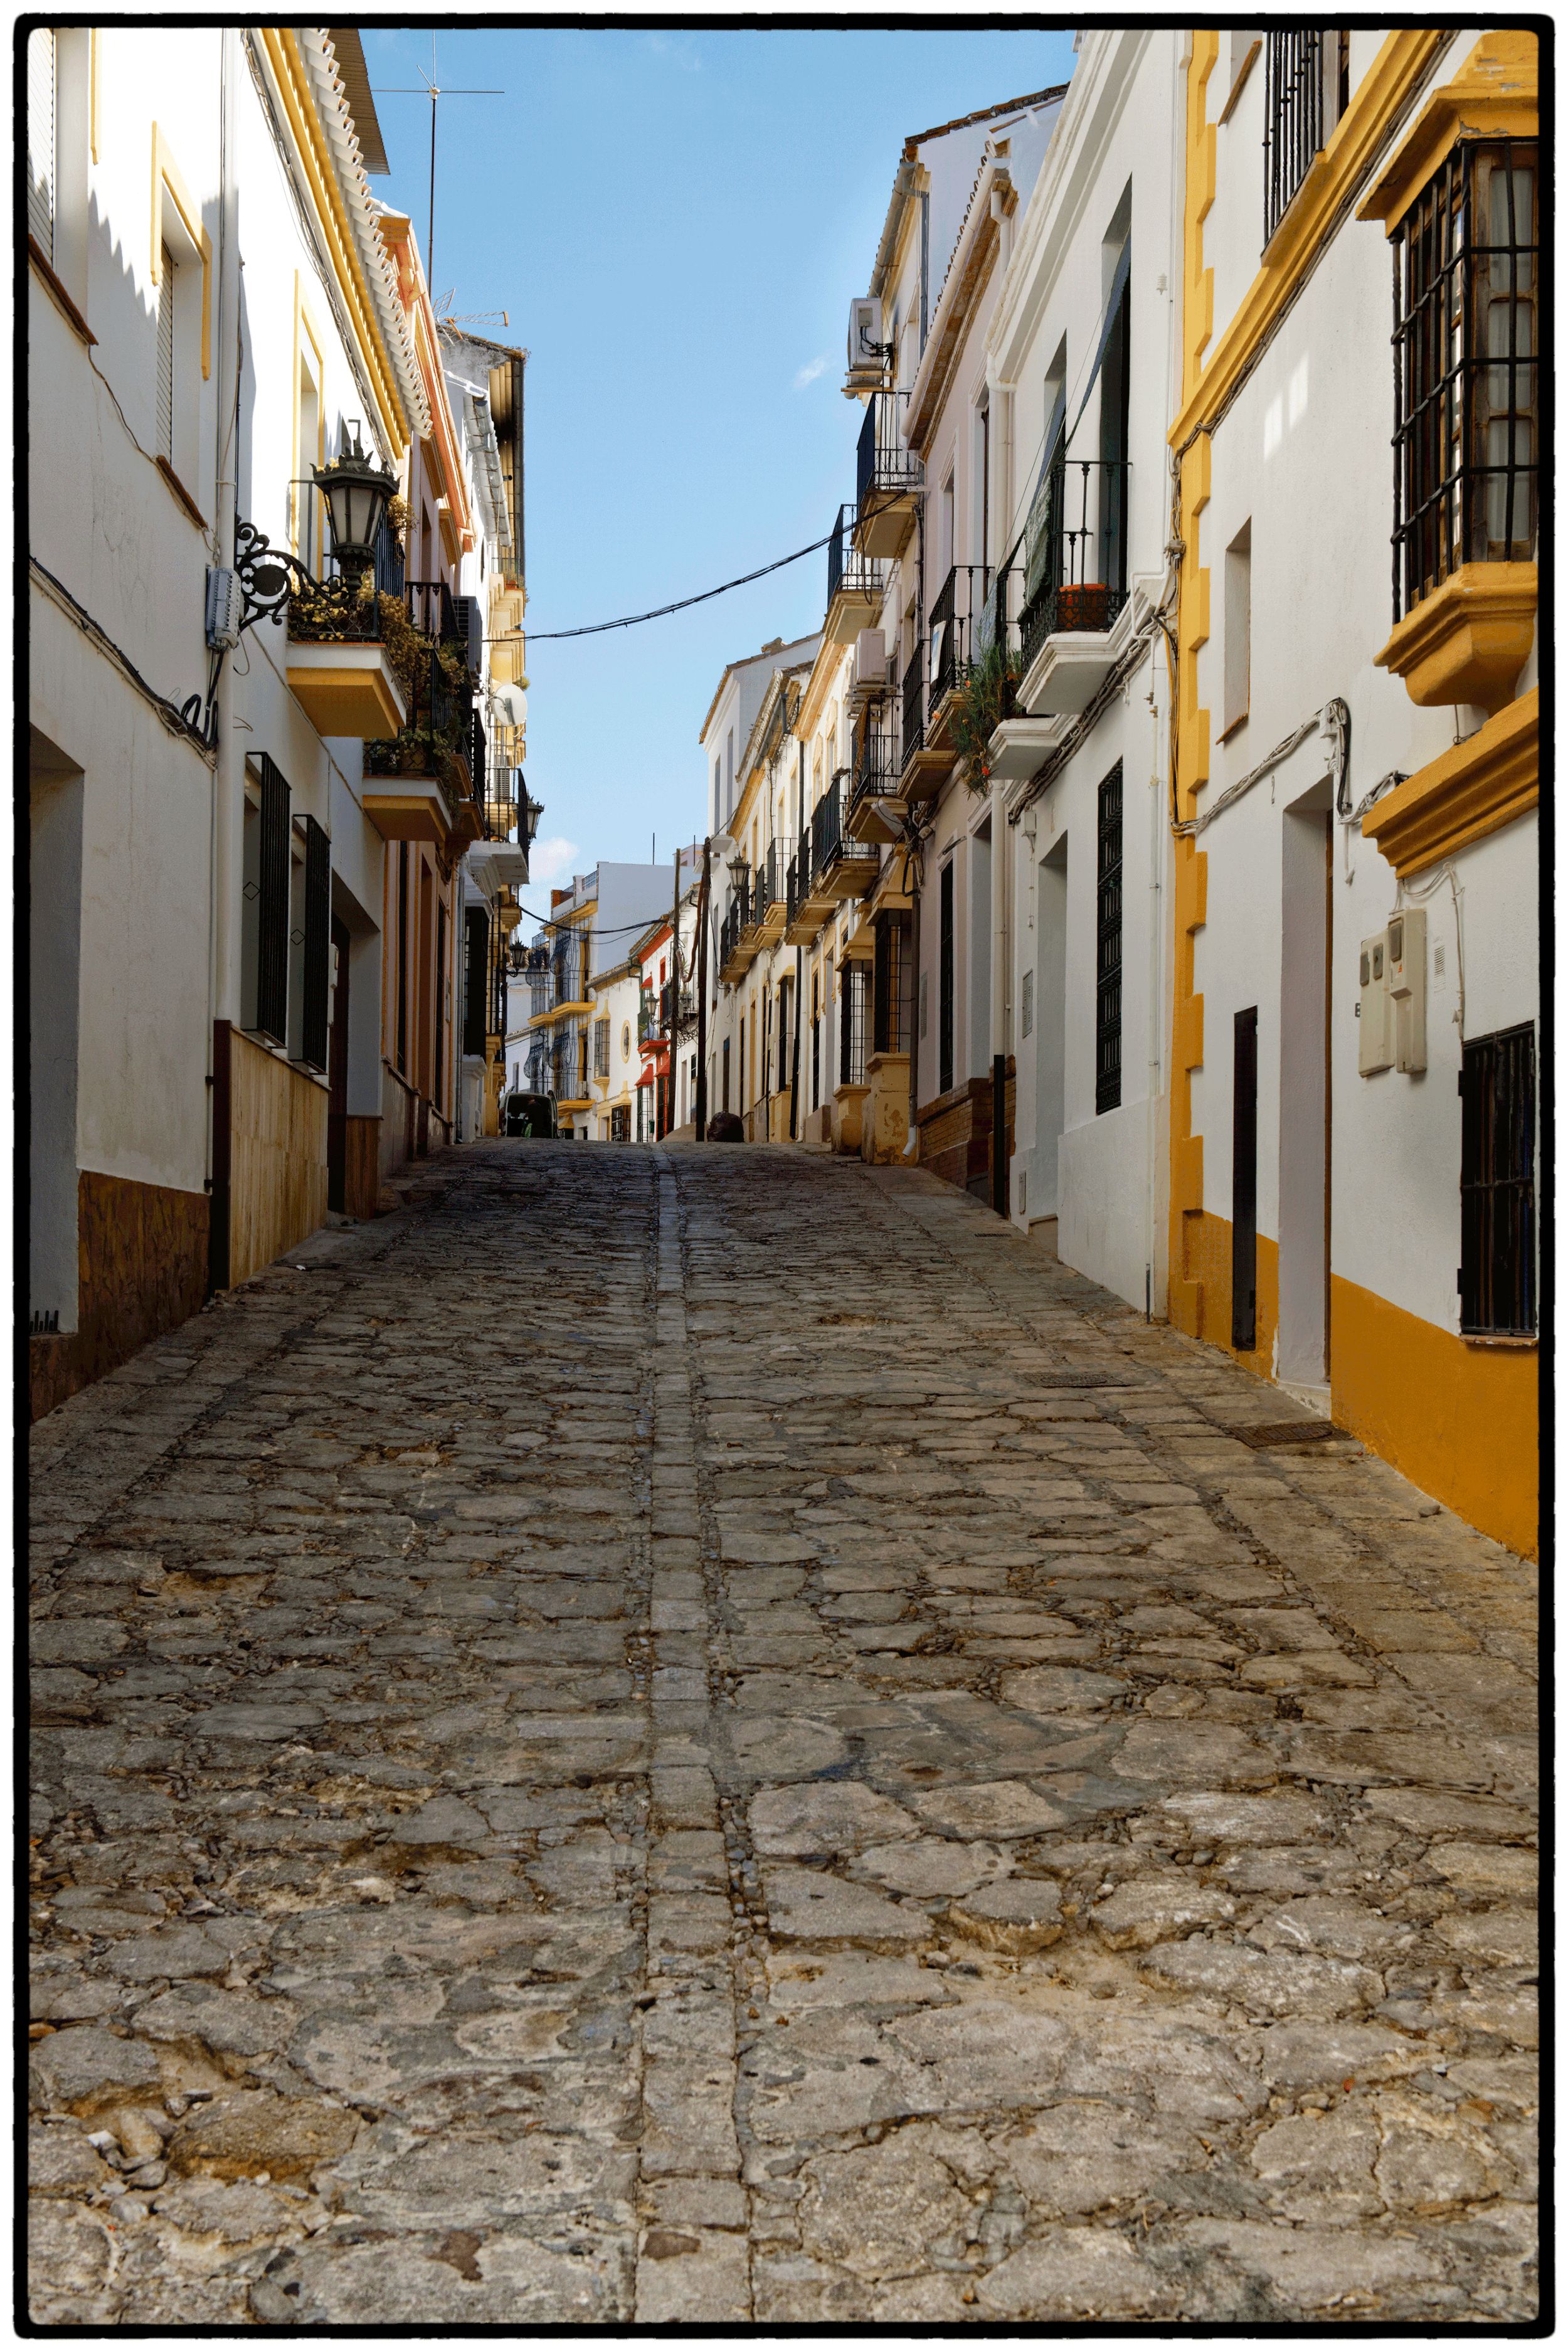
[1359,931,1393,1074]
[1387,905,1427,1073]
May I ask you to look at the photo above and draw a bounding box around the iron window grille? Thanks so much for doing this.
[299,815,331,1073]
[873,911,908,1056]
[254,755,291,1047]
[593,1018,610,1079]
[463,906,489,1059]
[1391,140,1538,623]
[1095,762,1123,1115]
[840,961,869,1088]
[1263,31,1324,245]
[1460,1023,1536,1335]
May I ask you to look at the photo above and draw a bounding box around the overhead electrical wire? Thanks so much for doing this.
[512,487,907,641]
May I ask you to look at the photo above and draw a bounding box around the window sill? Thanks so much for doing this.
[157,457,208,531]
[1375,563,1536,716]
[1217,709,1249,746]
[1459,1332,1537,1349]
[29,237,96,345]
[1363,688,1537,877]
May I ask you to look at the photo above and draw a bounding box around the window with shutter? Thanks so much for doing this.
[254,758,290,1047]
[28,29,54,262]
[1095,764,1124,1115]
[464,907,489,1058]
[157,245,175,462]
[299,817,331,1072]
[1460,1024,1536,1335]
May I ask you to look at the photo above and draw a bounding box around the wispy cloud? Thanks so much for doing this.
[793,355,829,390]
[645,32,701,70]
[530,835,581,887]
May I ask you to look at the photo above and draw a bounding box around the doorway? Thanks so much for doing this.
[1277,792,1333,1388]
[327,913,351,1211]
[1034,835,1068,1217]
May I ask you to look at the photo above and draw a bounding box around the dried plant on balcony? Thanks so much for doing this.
[950,636,1020,794]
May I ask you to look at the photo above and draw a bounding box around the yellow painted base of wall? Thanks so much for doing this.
[228,1030,329,1288]
[1180,1209,1280,1382]
[1331,1274,1538,1559]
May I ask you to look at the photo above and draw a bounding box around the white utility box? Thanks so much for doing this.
[1387,904,1427,1073]
[1359,931,1393,1075]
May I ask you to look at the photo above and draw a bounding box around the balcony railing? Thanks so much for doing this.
[856,390,921,525]
[362,575,482,816]
[900,643,924,772]
[827,502,884,614]
[286,574,388,646]
[1263,31,1324,246]
[812,774,879,893]
[853,727,899,815]
[1019,458,1131,674]
[751,839,785,923]
[929,563,1013,709]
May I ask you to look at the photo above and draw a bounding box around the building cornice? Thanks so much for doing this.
[254,31,421,460]
[988,29,1151,383]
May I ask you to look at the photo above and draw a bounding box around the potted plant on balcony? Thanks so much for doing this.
[950,635,1020,793]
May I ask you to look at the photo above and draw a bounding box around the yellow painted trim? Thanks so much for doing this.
[1332,1272,1537,1558]
[1374,564,1537,717]
[257,29,410,462]
[151,124,212,379]
[1167,47,1219,1345]
[90,29,100,163]
[1179,1212,1280,1381]
[1364,688,1538,877]
[1358,32,1538,233]
[291,274,327,571]
[1170,31,1448,450]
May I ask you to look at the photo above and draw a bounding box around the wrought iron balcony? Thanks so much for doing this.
[928,563,1014,712]
[1018,458,1131,675]
[855,390,922,558]
[900,642,924,772]
[810,775,878,900]
[825,504,884,644]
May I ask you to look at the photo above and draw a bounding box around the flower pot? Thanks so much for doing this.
[1054,582,1114,633]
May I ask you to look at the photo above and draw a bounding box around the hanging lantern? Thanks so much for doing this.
[314,422,398,581]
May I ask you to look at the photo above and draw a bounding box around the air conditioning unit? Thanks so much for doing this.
[1387,906,1426,1073]
[846,295,883,389]
[854,629,886,693]
[452,593,484,676]
[205,566,243,650]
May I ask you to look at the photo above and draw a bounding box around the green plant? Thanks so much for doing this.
[949,635,1020,793]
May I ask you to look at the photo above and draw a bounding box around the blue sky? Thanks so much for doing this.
[364,28,1077,887]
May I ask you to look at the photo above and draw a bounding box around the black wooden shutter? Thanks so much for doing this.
[255,756,290,1046]
[434,901,447,1104]
[1232,1007,1258,1351]
[299,816,331,1071]
[1096,763,1123,1114]
[464,906,489,1058]
[939,860,955,1094]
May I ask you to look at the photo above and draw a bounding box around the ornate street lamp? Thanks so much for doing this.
[522,791,544,849]
[314,422,398,583]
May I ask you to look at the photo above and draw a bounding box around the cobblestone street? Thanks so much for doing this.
[28,1141,1539,2325]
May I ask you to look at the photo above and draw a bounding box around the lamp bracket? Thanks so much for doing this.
[233,518,314,636]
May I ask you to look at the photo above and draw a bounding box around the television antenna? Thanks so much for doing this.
[378,35,504,286]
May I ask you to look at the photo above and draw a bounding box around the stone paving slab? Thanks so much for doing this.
[26,1141,1539,2323]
